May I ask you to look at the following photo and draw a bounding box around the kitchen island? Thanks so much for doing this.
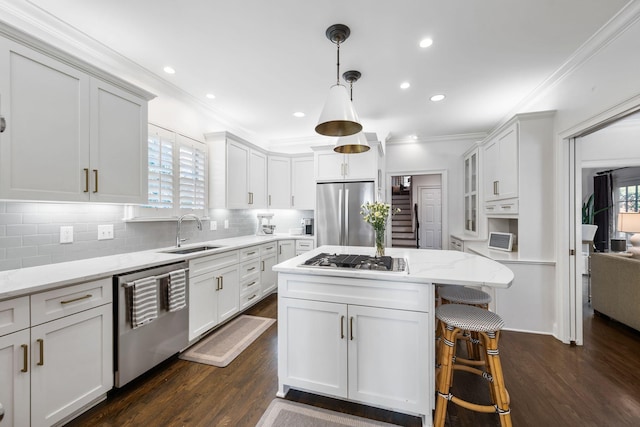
[273,245,514,427]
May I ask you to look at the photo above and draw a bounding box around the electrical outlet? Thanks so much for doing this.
[224,219,229,229]
[60,226,73,244]
[98,224,114,240]
[210,220,217,231]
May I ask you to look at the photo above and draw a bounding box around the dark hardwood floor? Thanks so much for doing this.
[66,293,640,427]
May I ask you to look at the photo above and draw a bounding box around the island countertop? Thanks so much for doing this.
[273,245,514,288]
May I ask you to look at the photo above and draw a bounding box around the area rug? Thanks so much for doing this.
[256,399,402,427]
[179,315,275,367]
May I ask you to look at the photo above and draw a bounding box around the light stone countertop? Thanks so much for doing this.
[273,245,514,288]
[0,234,314,300]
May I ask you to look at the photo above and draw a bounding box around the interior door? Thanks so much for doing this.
[419,187,442,249]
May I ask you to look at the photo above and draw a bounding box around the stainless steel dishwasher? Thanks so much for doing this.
[113,261,189,387]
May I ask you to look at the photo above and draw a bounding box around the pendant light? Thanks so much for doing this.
[335,70,370,153]
[315,24,363,137]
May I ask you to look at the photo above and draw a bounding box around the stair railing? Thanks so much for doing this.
[414,203,420,248]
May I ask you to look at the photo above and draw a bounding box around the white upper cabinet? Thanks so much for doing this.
[0,36,151,203]
[268,155,291,208]
[314,145,379,182]
[483,123,519,203]
[291,156,315,209]
[207,132,268,209]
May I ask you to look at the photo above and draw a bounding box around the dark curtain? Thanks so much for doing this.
[593,173,613,252]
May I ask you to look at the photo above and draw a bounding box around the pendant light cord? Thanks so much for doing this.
[335,40,341,85]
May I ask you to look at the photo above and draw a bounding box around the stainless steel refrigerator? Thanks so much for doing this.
[317,181,376,247]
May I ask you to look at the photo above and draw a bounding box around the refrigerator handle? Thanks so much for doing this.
[338,188,344,245]
[344,189,350,246]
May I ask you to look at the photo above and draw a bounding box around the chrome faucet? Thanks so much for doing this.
[176,214,203,247]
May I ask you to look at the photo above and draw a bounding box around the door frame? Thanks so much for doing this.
[557,96,640,344]
[385,169,448,250]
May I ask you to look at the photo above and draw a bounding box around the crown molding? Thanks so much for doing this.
[386,132,487,145]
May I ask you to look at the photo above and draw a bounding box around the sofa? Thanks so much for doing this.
[591,253,640,331]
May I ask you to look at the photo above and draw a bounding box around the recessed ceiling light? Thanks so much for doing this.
[419,38,433,48]
[206,93,216,99]
[430,94,445,102]
[410,134,418,140]
[400,82,411,90]
[163,66,176,74]
[293,112,305,118]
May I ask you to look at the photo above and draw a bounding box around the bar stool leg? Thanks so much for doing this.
[434,324,459,427]
[481,330,512,427]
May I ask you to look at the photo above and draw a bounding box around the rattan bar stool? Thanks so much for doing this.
[438,285,492,360]
[434,303,511,427]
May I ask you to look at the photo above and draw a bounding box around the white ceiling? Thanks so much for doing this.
[8,0,634,145]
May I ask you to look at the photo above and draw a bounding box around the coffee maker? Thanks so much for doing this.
[302,218,314,235]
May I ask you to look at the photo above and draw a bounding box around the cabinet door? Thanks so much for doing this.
[277,240,296,263]
[315,150,345,181]
[189,271,219,340]
[30,304,113,427]
[483,138,499,202]
[496,124,518,200]
[0,329,30,427]
[260,253,278,295]
[249,149,268,208]
[226,140,250,208]
[345,148,377,180]
[217,265,240,323]
[291,156,315,209]
[268,156,291,208]
[0,39,90,201]
[347,305,430,413]
[278,298,348,398]
[89,79,148,203]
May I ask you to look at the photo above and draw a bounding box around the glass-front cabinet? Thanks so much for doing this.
[463,148,479,235]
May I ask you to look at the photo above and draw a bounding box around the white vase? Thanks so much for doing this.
[582,224,598,242]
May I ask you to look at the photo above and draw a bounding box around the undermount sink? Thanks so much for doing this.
[162,245,220,255]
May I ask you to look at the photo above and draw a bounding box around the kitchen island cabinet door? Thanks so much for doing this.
[278,298,348,398]
[0,329,30,427]
[30,304,112,427]
[347,305,430,414]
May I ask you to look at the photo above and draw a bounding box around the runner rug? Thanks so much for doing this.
[179,315,275,367]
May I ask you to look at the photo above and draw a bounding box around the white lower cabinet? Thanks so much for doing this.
[0,280,113,427]
[189,251,240,341]
[0,329,30,426]
[260,243,278,296]
[279,286,431,416]
[277,240,296,263]
[30,304,112,427]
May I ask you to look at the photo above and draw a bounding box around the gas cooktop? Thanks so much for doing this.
[302,253,407,272]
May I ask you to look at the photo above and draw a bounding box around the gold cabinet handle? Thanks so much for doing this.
[248,294,257,301]
[291,195,294,206]
[60,294,92,305]
[350,317,354,341]
[247,266,256,272]
[247,251,256,256]
[269,195,272,206]
[215,277,221,291]
[261,260,265,271]
[93,169,99,193]
[0,115,6,133]
[21,344,28,373]
[340,315,345,339]
[83,168,89,192]
[37,339,44,366]
[220,276,223,290]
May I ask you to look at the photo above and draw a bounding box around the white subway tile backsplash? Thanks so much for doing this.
[0,201,312,271]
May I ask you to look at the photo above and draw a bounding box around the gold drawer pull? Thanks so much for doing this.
[93,169,99,193]
[83,168,89,192]
[60,294,92,305]
[340,315,345,339]
[350,317,354,341]
[248,294,257,301]
[247,267,256,271]
[21,344,28,372]
[37,339,44,366]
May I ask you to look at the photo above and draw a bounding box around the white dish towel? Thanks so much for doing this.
[168,269,187,312]
[131,276,158,328]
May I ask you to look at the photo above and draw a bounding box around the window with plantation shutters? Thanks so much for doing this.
[178,135,207,211]
[128,124,207,219]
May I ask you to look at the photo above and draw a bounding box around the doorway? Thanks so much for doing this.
[418,186,442,249]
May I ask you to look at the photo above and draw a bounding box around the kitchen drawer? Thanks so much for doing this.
[240,275,261,295]
[239,245,261,262]
[240,287,261,309]
[449,236,463,252]
[0,296,29,336]
[260,242,277,256]
[30,278,112,326]
[484,199,518,216]
[239,259,260,282]
[190,250,239,277]
[295,239,314,252]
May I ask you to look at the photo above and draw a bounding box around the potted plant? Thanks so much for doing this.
[581,193,610,241]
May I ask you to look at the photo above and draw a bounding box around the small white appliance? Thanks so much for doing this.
[256,213,275,235]
[488,232,515,252]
